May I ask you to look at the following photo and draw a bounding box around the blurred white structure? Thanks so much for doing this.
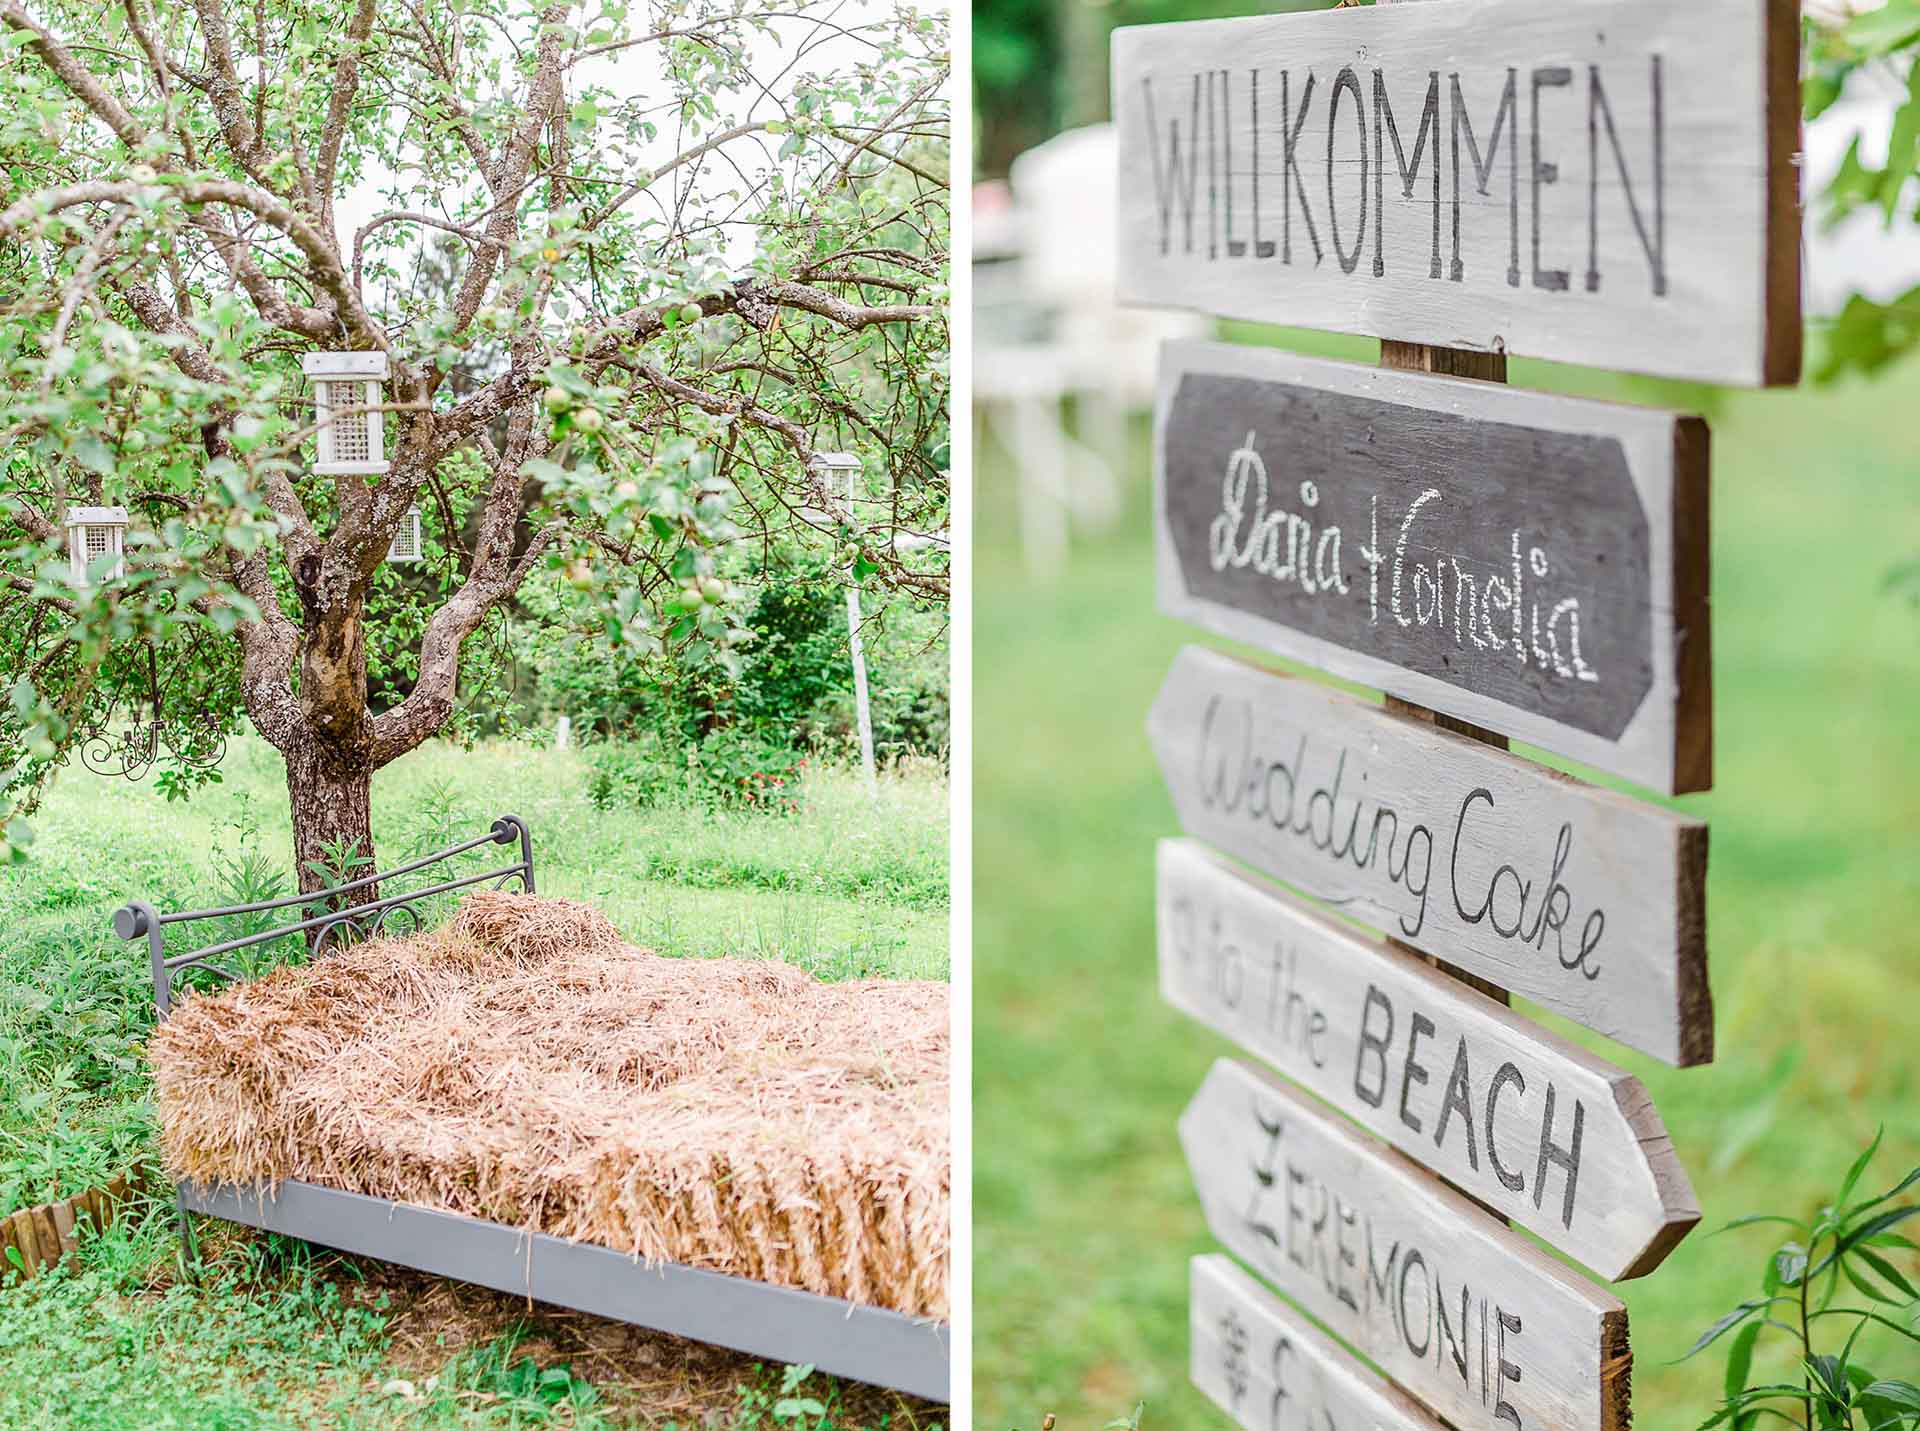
[975,124,1207,579]
[1803,64,1920,315]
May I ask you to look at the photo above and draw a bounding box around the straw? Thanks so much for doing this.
[148,891,949,1318]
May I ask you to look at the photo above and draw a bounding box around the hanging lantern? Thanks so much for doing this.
[808,451,862,478]
[387,504,424,563]
[301,352,390,476]
[65,505,127,585]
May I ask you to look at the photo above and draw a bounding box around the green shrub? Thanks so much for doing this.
[586,728,808,814]
[1683,1128,1920,1431]
[520,567,949,765]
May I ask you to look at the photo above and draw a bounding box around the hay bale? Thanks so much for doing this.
[149,893,948,1318]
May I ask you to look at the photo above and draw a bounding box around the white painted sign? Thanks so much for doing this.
[1192,1253,1451,1431]
[1148,645,1711,1065]
[1183,1058,1630,1431]
[1160,838,1698,1279]
[1111,0,1801,386]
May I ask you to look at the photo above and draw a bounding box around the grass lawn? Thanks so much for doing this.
[971,332,1920,1430]
[0,741,949,1430]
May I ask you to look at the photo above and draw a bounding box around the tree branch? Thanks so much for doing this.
[1,179,383,346]
[316,0,378,228]
[0,2,154,154]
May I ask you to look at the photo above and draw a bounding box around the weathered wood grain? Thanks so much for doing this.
[7,1209,38,1275]
[1112,0,1802,386]
[1153,341,1711,794]
[0,1210,19,1280]
[50,1198,76,1257]
[1182,1058,1630,1431]
[30,1204,59,1273]
[1160,837,1698,1277]
[1192,1253,1452,1431]
[1148,645,1711,1064]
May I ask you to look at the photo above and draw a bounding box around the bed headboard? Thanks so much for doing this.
[114,815,535,1018]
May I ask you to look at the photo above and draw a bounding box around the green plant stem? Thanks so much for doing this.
[1799,1239,1815,1431]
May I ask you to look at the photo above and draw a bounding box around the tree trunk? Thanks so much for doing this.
[284,733,377,899]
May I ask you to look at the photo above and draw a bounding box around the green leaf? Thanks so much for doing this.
[1724,1321,1761,1429]
[1681,1302,1769,1363]
[1861,1383,1920,1414]
[1841,1128,1888,1210]
[69,435,114,474]
[1844,1253,1906,1306]
[1882,61,1920,224]
[1720,1214,1806,1237]
[1847,0,1920,56]
[1857,1245,1920,1302]
[1806,57,1857,121]
[1775,1244,1809,1290]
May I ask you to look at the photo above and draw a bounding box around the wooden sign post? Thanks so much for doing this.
[1148,645,1710,1065]
[1159,838,1699,1278]
[1191,1254,1452,1431]
[1153,342,1711,793]
[1111,0,1801,385]
[1122,0,1794,1423]
[1182,1059,1631,1431]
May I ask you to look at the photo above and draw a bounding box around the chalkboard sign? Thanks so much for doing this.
[1148,645,1711,1066]
[1111,0,1800,385]
[1159,838,1699,1278]
[1154,342,1710,794]
[1182,1059,1631,1431]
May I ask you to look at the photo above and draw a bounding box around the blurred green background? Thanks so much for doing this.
[972,323,1920,1427]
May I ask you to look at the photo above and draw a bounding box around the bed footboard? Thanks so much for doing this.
[114,814,534,1018]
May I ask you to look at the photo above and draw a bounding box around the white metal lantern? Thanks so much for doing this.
[301,351,390,476]
[386,504,424,563]
[65,505,127,585]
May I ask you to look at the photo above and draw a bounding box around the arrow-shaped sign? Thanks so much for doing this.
[1182,1058,1630,1431]
[1160,837,1698,1278]
[1148,645,1712,1065]
[1151,342,1712,794]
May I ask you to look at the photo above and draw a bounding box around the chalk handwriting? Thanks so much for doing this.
[1206,432,1596,684]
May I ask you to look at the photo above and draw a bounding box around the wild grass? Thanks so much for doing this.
[0,740,948,1429]
[972,330,1920,1429]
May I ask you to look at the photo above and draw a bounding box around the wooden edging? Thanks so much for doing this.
[0,1166,144,1285]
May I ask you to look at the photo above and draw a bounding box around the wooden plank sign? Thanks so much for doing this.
[1148,645,1710,1065]
[1153,341,1710,794]
[1159,837,1698,1277]
[1112,0,1801,386]
[1191,1253,1450,1431]
[1182,1058,1630,1431]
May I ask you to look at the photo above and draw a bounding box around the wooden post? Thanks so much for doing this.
[7,1209,36,1279]
[1376,342,1635,1398]
[845,460,878,786]
[0,1208,19,1281]
[1380,338,1515,1007]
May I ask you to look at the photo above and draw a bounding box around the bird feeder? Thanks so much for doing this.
[65,506,127,585]
[386,504,424,563]
[809,451,862,478]
[301,352,390,476]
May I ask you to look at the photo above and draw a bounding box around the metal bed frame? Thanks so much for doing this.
[113,816,950,1402]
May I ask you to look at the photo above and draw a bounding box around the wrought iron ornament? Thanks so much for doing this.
[74,643,228,782]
